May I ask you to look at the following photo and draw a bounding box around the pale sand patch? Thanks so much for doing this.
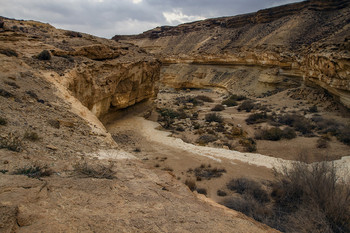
[91,149,137,160]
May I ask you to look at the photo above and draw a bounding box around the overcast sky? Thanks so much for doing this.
[0,0,302,38]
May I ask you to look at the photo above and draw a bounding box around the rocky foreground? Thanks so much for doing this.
[0,17,276,232]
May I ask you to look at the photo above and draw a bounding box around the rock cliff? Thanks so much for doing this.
[114,0,350,107]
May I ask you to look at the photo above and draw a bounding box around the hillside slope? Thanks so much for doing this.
[114,0,350,107]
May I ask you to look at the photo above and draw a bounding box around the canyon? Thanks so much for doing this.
[1,0,350,232]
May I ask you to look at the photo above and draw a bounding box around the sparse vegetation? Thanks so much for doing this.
[309,105,318,113]
[0,133,22,152]
[188,164,226,180]
[12,164,53,179]
[196,134,218,145]
[0,48,18,57]
[316,137,329,148]
[217,189,227,196]
[205,113,223,123]
[278,114,313,135]
[48,119,60,129]
[211,104,225,111]
[246,112,268,125]
[222,99,238,107]
[64,31,82,38]
[238,100,255,112]
[239,138,256,152]
[24,131,40,141]
[0,116,7,125]
[37,50,51,60]
[222,162,350,232]
[0,89,14,98]
[73,161,116,179]
[195,95,214,103]
[255,127,296,141]
[196,188,207,195]
[185,179,197,191]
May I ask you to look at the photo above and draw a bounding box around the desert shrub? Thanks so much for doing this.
[246,112,268,125]
[37,50,51,60]
[24,131,40,141]
[185,179,197,191]
[217,189,227,196]
[196,134,218,145]
[175,126,185,132]
[196,188,207,195]
[175,96,202,106]
[309,105,318,113]
[0,116,7,125]
[12,164,53,179]
[272,162,350,232]
[195,95,213,103]
[211,104,225,112]
[316,137,329,149]
[336,125,350,146]
[282,127,297,139]
[48,119,60,129]
[0,48,18,57]
[0,169,8,174]
[0,133,22,152]
[238,100,255,112]
[190,164,226,180]
[229,94,246,101]
[64,31,82,38]
[157,108,179,119]
[222,99,238,107]
[205,113,223,123]
[0,89,14,98]
[222,196,270,222]
[4,81,20,89]
[278,114,313,135]
[73,161,116,179]
[227,178,269,203]
[255,127,283,141]
[239,138,257,152]
[193,122,200,129]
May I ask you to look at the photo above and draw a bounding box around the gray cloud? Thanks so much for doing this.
[0,0,303,38]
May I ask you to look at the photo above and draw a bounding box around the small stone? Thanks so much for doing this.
[46,145,58,150]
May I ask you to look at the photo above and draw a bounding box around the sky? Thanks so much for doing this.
[0,0,303,39]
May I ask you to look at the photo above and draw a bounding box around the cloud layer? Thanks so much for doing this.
[0,0,302,38]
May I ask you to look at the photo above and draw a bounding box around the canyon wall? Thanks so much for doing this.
[114,0,350,107]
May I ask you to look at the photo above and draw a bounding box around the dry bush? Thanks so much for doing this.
[316,137,329,148]
[211,104,225,112]
[0,48,18,57]
[222,99,238,107]
[37,50,51,60]
[238,100,256,112]
[196,134,218,145]
[246,112,268,125]
[0,133,22,152]
[255,127,296,141]
[73,161,116,179]
[217,189,227,196]
[195,95,214,103]
[205,113,223,123]
[24,131,40,141]
[196,188,207,195]
[64,31,82,38]
[0,116,7,125]
[185,179,197,191]
[227,177,269,203]
[13,164,53,179]
[239,138,257,152]
[189,164,226,180]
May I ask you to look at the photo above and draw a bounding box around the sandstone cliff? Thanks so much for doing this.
[114,0,350,107]
[0,18,275,232]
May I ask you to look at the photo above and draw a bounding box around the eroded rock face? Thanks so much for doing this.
[114,0,350,107]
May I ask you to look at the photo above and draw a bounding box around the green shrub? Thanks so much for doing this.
[13,164,53,179]
[211,104,225,111]
[238,100,255,112]
[205,113,223,123]
[37,50,51,60]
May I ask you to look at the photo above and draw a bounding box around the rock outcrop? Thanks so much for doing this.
[114,0,350,107]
